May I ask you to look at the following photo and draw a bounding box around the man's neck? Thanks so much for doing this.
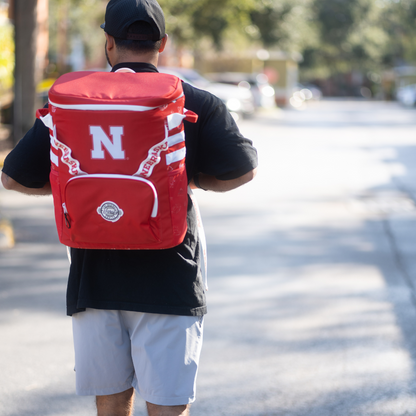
[111,62,158,73]
[113,52,158,68]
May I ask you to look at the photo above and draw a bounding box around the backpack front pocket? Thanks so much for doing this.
[63,174,161,248]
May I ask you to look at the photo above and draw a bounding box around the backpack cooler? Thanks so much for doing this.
[37,70,198,250]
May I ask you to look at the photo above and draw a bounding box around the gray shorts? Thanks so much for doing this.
[72,308,204,406]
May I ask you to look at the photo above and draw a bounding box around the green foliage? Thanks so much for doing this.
[250,0,317,53]
[299,0,396,78]
[378,0,416,65]
[250,1,298,47]
[313,0,359,44]
[0,16,14,93]
[48,0,107,73]
[45,0,416,79]
[159,0,255,48]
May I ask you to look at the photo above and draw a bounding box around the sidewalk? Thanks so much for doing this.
[0,124,14,248]
[192,101,416,415]
[1,101,416,415]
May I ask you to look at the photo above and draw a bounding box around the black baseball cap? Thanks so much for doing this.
[100,0,165,41]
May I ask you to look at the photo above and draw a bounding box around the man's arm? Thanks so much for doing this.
[189,168,257,192]
[1,172,52,195]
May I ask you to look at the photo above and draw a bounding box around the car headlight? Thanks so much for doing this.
[226,98,242,112]
[300,88,313,100]
[261,86,275,97]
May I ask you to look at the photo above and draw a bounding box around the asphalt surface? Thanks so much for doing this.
[1,99,416,415]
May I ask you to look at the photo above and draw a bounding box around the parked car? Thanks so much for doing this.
[206,72,276,109]
[289,83,323,108]
[396,84,416,107]
[158,67,255,120]
[302,83,323,100]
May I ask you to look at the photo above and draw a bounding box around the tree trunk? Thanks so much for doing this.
[13,0,38,144]
[56,2,69,74]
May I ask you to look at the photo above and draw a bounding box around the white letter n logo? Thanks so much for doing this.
[90,126,125,159]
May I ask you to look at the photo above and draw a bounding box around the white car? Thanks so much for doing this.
[206,72,276,109]
[397,84,416,107]
[158,67,255,120]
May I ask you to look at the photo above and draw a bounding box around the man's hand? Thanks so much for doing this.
[1,172,52,196]
[190,168,257,192]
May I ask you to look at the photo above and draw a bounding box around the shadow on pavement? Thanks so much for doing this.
[196,208,416,415]
[0,195,69,319]
[194,143,416,415]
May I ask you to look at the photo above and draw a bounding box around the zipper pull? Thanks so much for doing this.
[62,203,71,229]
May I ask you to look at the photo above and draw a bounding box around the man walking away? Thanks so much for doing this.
[1,1,258,415]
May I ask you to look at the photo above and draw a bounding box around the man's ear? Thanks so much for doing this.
[105,33,115,51]
[159,34,168,53]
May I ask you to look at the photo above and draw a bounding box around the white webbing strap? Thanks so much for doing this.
[134,136,169,178]
[167,113,186,130]
[38,110,85,175]
[38,112,54,130]
[52,135,86,176]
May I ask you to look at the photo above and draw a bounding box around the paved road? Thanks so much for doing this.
[1,100,416,415]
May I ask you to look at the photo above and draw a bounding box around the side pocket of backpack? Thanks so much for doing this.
[168,166,188,241]
[49,169,64,241]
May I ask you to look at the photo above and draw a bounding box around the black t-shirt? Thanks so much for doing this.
[2,62,258,316]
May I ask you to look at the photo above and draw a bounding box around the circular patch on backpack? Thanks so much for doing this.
[97,201,124,222]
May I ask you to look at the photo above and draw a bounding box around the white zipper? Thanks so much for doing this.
[66,174,159,218]
[49,100,158,112]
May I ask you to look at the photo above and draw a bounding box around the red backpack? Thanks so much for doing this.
[37,70,197,250]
